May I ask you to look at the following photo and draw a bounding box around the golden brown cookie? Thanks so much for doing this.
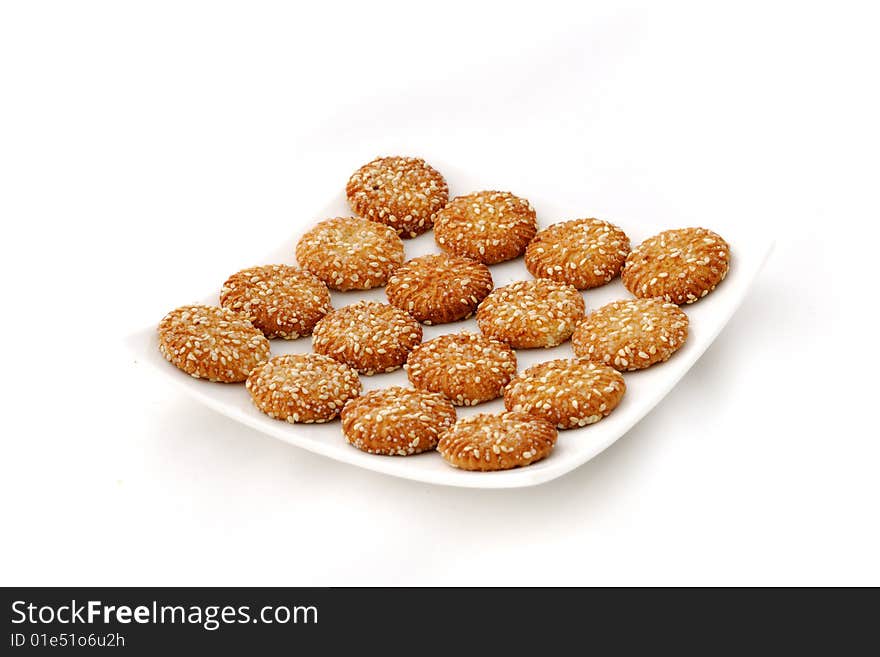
[525,218,630,289]
[433,191,537,264]
[312,301,422,375]
[437,412,557,471]
[622,227,730,304]
[405,332,517,406]
[157,305,270,382]
[476,279,586,348]
[340,386,456,456]
[571,298,688,371]
[503,358,625,429]
[246,353,361,423]
[295,217,405,291]
[219,264,331,339]
[346,156,449,238]
[385,254,493,325]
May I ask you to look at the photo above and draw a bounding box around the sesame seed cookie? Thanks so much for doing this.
[157,304,270,383]
[296,217,405,291]
[571,298,688,371]
[433,191,538,264]
[312,301,422,375]
[622,227,730,304]
[476,279,586,348]
[437,412,557,471]
[385,254,493,325]
[503,359,625,429]
[340,387,456,456]
[346,156,449,238]
[246,353,361,423]
[219,264,331,339]
[405,332,517,406]
[525,218,631,289]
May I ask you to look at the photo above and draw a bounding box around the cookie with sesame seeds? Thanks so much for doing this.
[476,279,586,349]
[433,190,538,264]
[219,264,331,339]
[346,156,449,238]
[341,387,456,456]
[157,304,270,383]
[437,412,557,471]
[385,254,493,325]
[296,217,405,291]
[622,227,730,304]
[525,218,631,289]
[405,332,517,406]
[571,298,688,371]
[312,301,422,375]
[246,353,361,424]
[503,359,625,429]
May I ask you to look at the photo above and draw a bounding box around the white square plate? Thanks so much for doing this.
[126,163,772,489]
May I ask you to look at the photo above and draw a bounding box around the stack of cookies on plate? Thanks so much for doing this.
[158,156,730,472]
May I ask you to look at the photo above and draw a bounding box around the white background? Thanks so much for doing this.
[1,1,878,585]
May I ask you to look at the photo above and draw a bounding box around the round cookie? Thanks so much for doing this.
[433,191,537,264]
[340,387,456,456]
[622,227,730,304]
[476,279,586,348]
[437,412,557,472]
[571,298,688,371]
[246,353,361,423]
[525,218,630,289]
[296,217,405,291]
[346,156,449,238]
[220,264,331,339]
[157,304,270,383]
[385,254,493,325]
[503,358,625,429]
[405,332,517,406]
[312,301,422,375]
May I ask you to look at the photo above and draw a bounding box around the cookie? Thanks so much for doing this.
[433,191,537,264]
[157,304,270,382]
[571,298,688,371]
[503,358,625,429]
[385,254,493,325]
[525,218,630,289]
[405,332,517,406]
[246,353,361,423]
[622,227,730,304]
[476,279,586,348]
[219,264,331,339]
[340,386,456,456]
[346,156,449,238]
[312,301,422,375]
[437,411,557,471]
[295,217,405,291]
